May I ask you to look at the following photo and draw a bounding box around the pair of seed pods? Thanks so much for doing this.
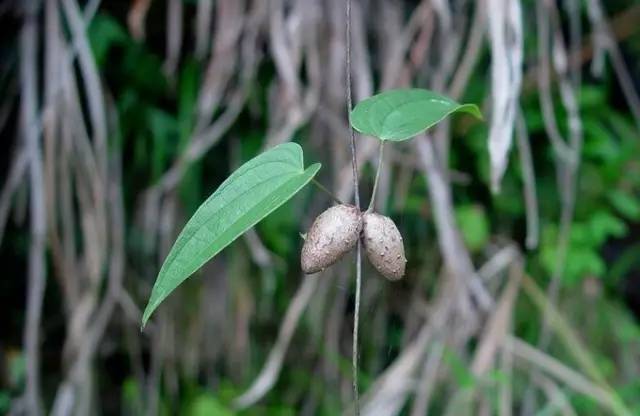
[301,204,406,280]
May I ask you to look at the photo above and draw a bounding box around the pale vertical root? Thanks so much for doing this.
[20,2,47,414]
[470,258,522,377]
[587,0,640,128]
[449,0,486,100]
[439,256,522,415]
[486,0,524,192]
[163,0,183,78]
[499,340,514,416]
[515,111,539,250]
[60,0,108,180]
[409,339,445,416]
[0,148,28,243]
[535,0,574,163]
[194,0,213,59]
[263,0,321,148]
[524,4,584,410]
[360,279,455,416]
[232,276,318,409]
[416,135,493,313]
[127,0,153,41]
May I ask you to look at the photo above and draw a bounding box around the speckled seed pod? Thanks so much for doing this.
[301,204,363,274]
[362,212,406,280]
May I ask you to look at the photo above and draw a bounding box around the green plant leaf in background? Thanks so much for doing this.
[455,204,489,252]
[141,143,321,327]
[349,88,482,141]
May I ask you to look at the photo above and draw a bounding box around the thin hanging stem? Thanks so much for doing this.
[312,179,345,205]
[346,0,362,414]
[367,141,385,212]
[346,4,360,209]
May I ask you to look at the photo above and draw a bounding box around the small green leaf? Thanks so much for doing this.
[455,204,489,252]
[187,394,233,416]
[141,143,320,327]
[350,88,482,141]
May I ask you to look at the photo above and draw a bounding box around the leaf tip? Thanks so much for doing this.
[460,103,483,120]
[141,303,154,330]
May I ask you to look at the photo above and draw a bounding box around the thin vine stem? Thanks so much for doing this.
[346,0,362,414]
[312,178,345,205]
[367,141,385,212]
[346,3,360,209]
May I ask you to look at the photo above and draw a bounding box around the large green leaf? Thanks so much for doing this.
[142,143,321,327]
[350,88,482,141]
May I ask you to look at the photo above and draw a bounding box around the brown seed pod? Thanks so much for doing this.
[301,204,363,274]
[362,212,406,280]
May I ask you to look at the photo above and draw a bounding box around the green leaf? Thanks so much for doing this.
[455,205,489,252]
[350,88,482,141]
[608,190,640,221]
[187,394,233,416]
[141,143,321,327]
[88,13,128,67]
